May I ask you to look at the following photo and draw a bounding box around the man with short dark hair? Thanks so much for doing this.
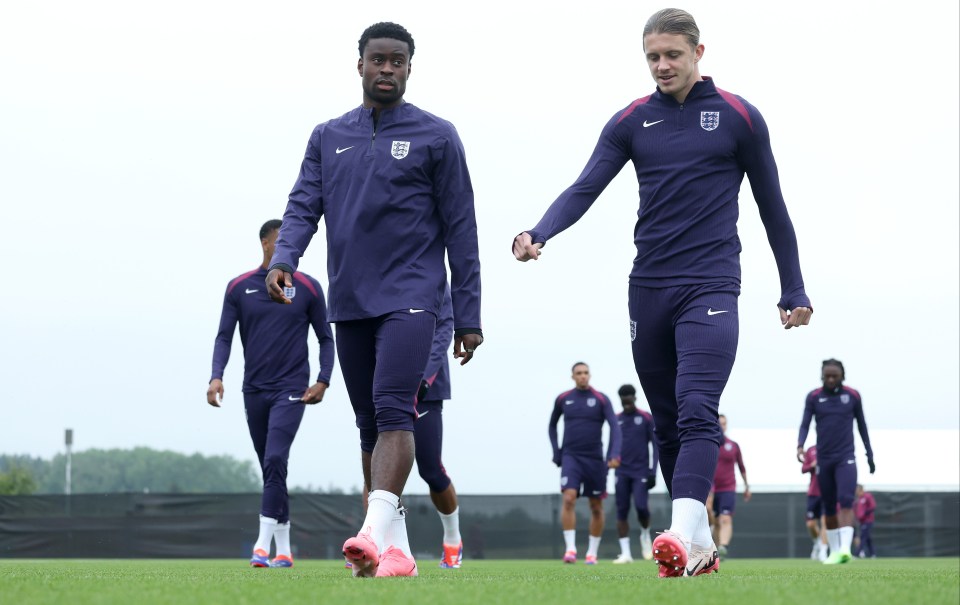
[613,384,658,563]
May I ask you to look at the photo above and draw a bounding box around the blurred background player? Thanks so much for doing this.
[613,384,659,563]
[207,219,334,568]
[549,362,622,564]
[413,285,464,569]
[855,484,877,558]
[800,444,828,561]
[705,414,750,557]
[797,358,875,565]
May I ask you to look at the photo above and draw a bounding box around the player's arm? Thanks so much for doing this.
[548,400,563,466]
[302,277,335,404]
[852,392,876,473]
[797,394,815,461]
[801,447,817,473]
[268,126,326,304]
[738,103,812,329]
[737,448,751,502]
[603,395,622,468]
[208,284,239,407]
[513,113,630,262]
[647,417,659,488]
[432,126,483,365]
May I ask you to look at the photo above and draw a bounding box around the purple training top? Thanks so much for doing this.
[211,267,334,392]
[713,436,746,492]
[526,77,809,311]
[270,103,481,333]
[616,409,658,477]
[549,387,623,462]
[797,385,873,463]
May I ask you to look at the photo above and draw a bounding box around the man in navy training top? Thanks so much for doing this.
[801,444,828,561]
[207,219,335,568]
[513,7,812,578]
[414,285,464,569]
[265,22,483,578]
[854,484,876,558]
[797,358,874,565]
[705,414,750,557]
[549,362,622,565]
[612,384,658,564]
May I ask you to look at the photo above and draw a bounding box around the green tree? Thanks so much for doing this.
[0,464,38,495]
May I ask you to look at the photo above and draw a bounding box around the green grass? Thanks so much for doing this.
[1,558,957,605]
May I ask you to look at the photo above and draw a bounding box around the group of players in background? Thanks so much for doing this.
[205,7,876,579]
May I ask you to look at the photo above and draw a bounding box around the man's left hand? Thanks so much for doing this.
[301,382,328,404]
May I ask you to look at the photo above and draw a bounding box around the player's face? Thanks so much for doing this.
[620,394,636,414]
[261,229,279,260]
[643,32,703,103]
[571,364,590,389]
[359,38,411,110]
[821,366,844,390]
[719,416,727,434]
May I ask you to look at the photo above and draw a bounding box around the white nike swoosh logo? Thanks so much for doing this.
[335,146,354,154]
[643,119,664,128]
[409,309,425,313]
[707,308,728,315]
[288,396,301,401]
[418,410,429,418]
[819,398,828,402]
[565,400,574,405]
[245,289,258,294]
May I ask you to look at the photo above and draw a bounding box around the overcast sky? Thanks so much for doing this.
[2,1,957,495]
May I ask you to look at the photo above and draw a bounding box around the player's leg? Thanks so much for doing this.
[706,491,718,546]
[260,393,307,567]
[560,456,583,563]
[613,474,634,563]
[634,474,653,560]
[715,492,735,555]
[818,462,847,564]
[834,462,858,560]
[860,521,874,557]
[583,460,607,564]
[243,391,275,567]
[806,496,824,560]
[413,399,461,568]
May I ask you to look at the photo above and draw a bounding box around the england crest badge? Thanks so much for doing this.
[283,286,296,299]
[391,141,410,159]
[700,111,720,131]
[630,320,637,342]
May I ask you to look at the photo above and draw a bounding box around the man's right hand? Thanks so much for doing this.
[552,451,562,467]
[207,379,224,407]
[266,268,294,304]
[796,446,804,463]
[512,232,543,262]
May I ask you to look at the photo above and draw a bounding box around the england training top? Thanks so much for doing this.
[797,385,873,463]
[527,78,809,311]
[616,409,658,478]
[270,103,482,332]
[802,445,821,498]
[211,267,335,393]
[549,387,622,462]
[713,436,746,492]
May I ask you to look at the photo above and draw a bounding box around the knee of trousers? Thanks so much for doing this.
[355,413,378,452]
[261,455,289,479]
[375,405,416,432]
[418,466,451,493]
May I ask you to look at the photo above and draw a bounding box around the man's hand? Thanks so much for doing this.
[867,456,876,474]
[207,379,224,407]
[416,379,430,405]
[645,475,657,490]
[301,382,328,404]
[743,487,752,503]
[512,232,543,262]
[266,268,294,304]
[607,458,621,469]
[552,451,562,467]
[453,333,483,366]
[779,305,812,330]
[796,446,805,463]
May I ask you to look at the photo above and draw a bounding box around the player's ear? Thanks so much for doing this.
[357,58,363,76]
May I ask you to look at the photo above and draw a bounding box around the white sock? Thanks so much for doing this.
[383,506,412,558]
[587,535,601,558]
[273,521,291,557]
[641,526,651,541]
[254,515,278,554]
[619,537,632,558]
[819,541,829,558]
[362,490,400,551]
[826,528,841,553]
[839,526,854,553]
[563,529,576,553]
[671,498,710,549]
[439,506,461,545]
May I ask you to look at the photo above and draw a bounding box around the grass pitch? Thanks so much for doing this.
[1,558,957,605]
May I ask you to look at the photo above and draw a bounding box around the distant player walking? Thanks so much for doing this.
[207,219,335,568]
[855,484,877,558]
[801,445,828,561]
[613,384,658,563]
[705,415,750,556]
[549,362,622,564]
[797,359,875,565]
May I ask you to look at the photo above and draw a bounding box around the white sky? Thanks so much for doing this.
[1,1,958,495]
